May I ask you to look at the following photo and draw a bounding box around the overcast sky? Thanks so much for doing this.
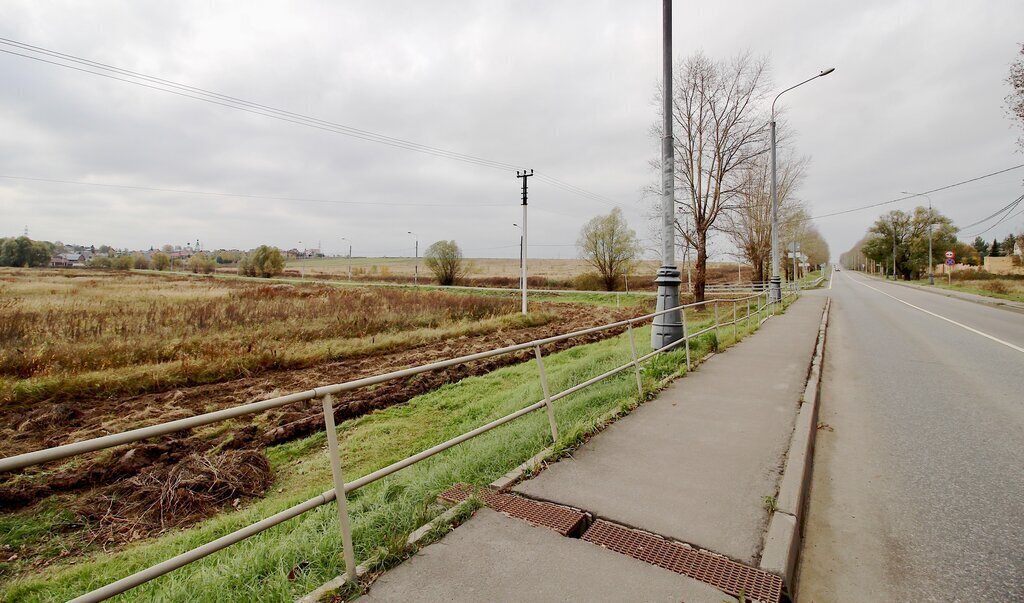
[2,0,1022,260]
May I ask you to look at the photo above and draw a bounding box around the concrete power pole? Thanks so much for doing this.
[651,0,683,349]
[517,170,533,315]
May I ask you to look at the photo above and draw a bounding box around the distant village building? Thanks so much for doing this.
[49,252,89,268]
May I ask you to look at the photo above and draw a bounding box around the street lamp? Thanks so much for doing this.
[341,237,353,280]
[407,231,418,285]
[770,67,835,303]
[902,191,934,284]
[651,0,683,349]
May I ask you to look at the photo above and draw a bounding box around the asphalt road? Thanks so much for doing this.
[796,271,1024,602]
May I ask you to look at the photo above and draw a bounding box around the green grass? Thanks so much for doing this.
[1,298,787,602]
[919,280,1024,304]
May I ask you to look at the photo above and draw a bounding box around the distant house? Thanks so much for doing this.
[50,252,87,267]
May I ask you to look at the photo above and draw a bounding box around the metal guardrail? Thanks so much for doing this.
[0,291,795,602]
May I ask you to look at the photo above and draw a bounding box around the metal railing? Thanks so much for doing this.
[0,291,795,602]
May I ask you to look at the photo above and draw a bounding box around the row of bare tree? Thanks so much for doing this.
[653,51,829,301]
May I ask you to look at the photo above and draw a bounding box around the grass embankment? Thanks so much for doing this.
[2,298,788,602]
[0,270,532,404]
[917,274,1024,304]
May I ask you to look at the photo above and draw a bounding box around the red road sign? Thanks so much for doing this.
[944,250,955,259]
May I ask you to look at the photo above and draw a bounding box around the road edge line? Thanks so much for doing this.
[875,276,1024,316]
[759,295,830,595]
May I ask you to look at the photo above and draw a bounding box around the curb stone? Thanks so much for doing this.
[759,296,830,596]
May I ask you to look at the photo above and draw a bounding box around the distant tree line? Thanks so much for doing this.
[0,236,53,267]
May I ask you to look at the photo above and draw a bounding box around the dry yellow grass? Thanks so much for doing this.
[288,257,749,282]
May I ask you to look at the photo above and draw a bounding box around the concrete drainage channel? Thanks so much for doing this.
[437,484,784,603]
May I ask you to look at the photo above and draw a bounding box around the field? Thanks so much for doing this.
[0,269,652,573]
[285,257,754,290]
[0,268,785,602]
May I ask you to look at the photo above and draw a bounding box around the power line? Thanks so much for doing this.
[808,163,1024,221]
[965,193,1024,237]
[0,37,621,208]
[0,174,506,208]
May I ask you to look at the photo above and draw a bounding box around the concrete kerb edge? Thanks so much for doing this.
[759,296,830,592]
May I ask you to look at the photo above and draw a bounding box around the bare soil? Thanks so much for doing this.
[0,301,642,565]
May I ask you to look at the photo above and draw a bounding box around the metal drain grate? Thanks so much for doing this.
[582,519,783,603]
[439,484,587,536]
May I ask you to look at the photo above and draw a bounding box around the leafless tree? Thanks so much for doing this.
[1007,43,1024,150]
[662,51,772,301]
[721,152,807,283]
[577,208,641,291]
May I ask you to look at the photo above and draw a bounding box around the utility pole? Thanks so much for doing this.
[517,170,533,315]
[651,0,683,349]
[892,218,897,281]
[513,223,524,292]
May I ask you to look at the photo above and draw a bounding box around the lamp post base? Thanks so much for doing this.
[651,266,683,349]
[769,275,782,304]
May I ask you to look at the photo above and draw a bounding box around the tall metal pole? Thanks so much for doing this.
[770,119,781,302]
[769,67,835,302]
[517,170,533,315]
[407,231,418,285]
[928,198,934,284]
[651,0,683,349]
[904,191,935,285]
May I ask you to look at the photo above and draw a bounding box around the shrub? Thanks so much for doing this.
[189,253,216,274]
[111,255,135,271]
[152,253,171,271]
[238,246,284,278]
[133,255,151,270]
[424,240,467,286]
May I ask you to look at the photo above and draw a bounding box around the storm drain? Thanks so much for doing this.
[439,484,587,536]
[582,519,783,603]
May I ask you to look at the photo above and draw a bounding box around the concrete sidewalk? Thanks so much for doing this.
[515,296,825,565]
[357,297,826,602]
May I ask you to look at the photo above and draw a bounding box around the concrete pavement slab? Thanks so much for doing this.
[359,508,734,603]
[515,297,826,564]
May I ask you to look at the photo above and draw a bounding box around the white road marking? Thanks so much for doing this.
[848,273,1024,354]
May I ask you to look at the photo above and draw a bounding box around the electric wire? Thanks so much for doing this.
[0,38,622,207]
[0,175,506,208]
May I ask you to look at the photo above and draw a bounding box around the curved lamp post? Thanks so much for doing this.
[770,67,835,303]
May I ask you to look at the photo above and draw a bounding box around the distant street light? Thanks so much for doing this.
[770,67,835,303]
[341,237,353,280]
[902,191,934,285]
[407,231,419,285]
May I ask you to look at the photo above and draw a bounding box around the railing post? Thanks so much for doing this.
[681,307,691,371]
[713,301,720,349]
[626,324,644,398]
[746,298,751,330]
[732,300,738,342]
[321,394,357,582]
[533,346,559,442]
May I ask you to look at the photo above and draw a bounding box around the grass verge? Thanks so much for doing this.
[1,297,791,602]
